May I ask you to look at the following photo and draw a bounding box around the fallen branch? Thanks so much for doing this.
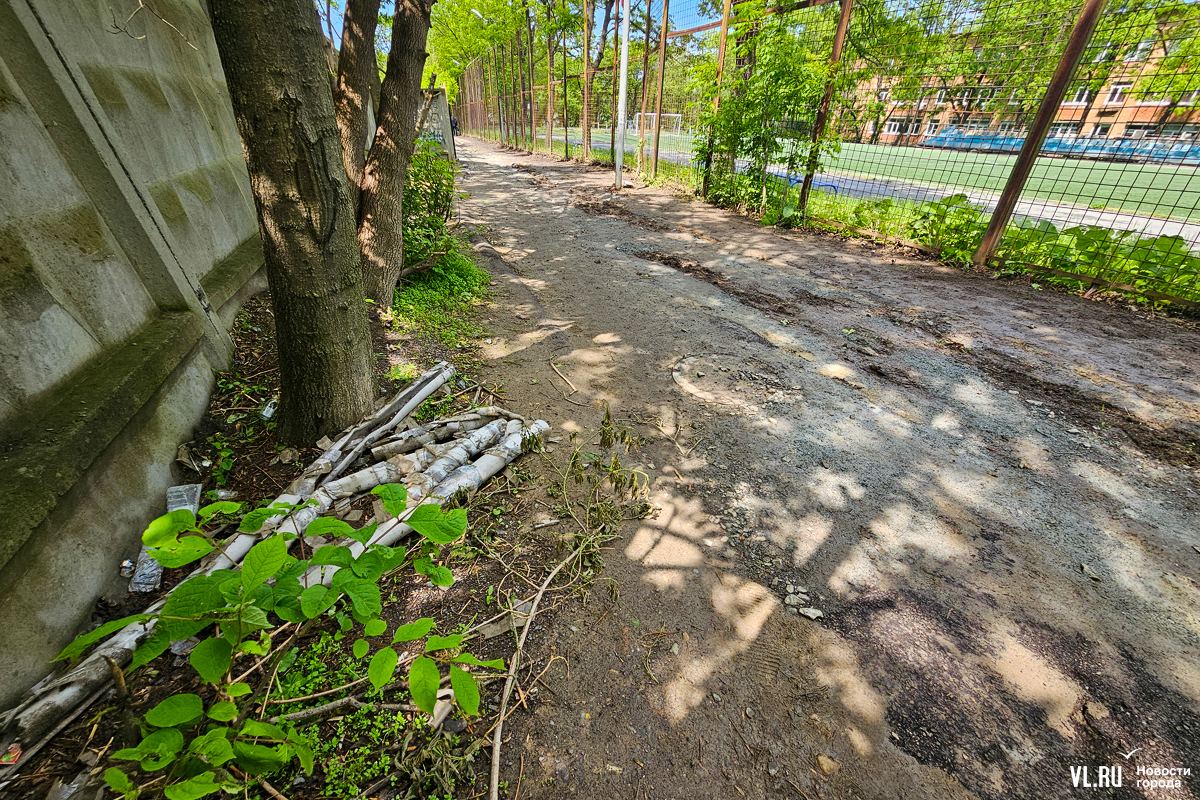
[489,542,585,800]
[548,360,577,393]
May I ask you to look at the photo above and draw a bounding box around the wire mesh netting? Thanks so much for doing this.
[453,0,1200,305]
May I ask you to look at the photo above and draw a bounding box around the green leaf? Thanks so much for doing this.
[55,614,151,661]
[408,656,440,715]
[130,627,172,672]
[226,682,252,697]
[232,740,290,773]
[206,700,238,722]
[143,509,197,547]
[150,535,214,568]
[309,545,353,569]
[304,517,355,540]
[347,521,379,546]
[145,694,203,728]
[450,665,481,716]
[392,618,435,643]
[199,501,241,521]
[189,638,232,683]
[364,618,387,637]
[299,585,334,619]
[427,565,454,587]
[164,771,220,800]
[351,550,384,581]
[407,504,467,544]
[134,727,185,759]
[242,536,287,591]
[240,719,287,739]
[342,578,382,618]
[291,735,314,775]
[238,507,279,533]
[378,544,408,572]
[425,634,463,653]
[368,646,399,690]
[453,653,505,669]
[163,575,227,618]
[371,483,408,517]
[190,729,235,766]
[104,767,135,795]
[353,638,369,659]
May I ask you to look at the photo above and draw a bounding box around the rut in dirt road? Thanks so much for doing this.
[458,138,1200,800]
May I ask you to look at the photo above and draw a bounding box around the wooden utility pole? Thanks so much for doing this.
[972,0,1108,265]
[797,0,854,218]
[650,0,669,178]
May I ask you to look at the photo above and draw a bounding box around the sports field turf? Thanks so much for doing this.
[830,142,1200,221]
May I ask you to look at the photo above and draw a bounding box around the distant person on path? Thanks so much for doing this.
[451,116,458,137]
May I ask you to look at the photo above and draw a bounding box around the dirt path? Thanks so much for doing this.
[457,137,1200,800]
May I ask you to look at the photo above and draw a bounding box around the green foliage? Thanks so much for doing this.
[62,485,501,798]
[392,243,490,349]
[909,193,988,264]
[403,139,459,269]
[692,2,832,214]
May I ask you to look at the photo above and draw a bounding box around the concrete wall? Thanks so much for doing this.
[0,0,263,708]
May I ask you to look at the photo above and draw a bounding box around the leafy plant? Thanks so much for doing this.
[909,193,987,263]
[62,484,501,799]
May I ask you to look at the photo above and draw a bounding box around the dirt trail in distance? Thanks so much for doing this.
[458,138,1200,800]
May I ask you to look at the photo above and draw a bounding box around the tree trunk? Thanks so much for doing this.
[359,0,435,306]
[333,0,381,209]
[209,0,374,445]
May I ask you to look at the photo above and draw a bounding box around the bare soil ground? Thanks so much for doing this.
[459,137,1200,800]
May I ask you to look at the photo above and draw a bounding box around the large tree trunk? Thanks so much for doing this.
[359,0,435,306]
[209,0,375,445]
[333,0,382,209]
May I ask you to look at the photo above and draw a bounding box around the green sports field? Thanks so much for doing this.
[829,142,1200,222]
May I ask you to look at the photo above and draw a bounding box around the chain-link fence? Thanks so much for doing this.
[454,0,1200,306]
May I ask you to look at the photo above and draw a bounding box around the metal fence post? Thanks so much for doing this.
[972,0,1108,266]
[650,0,670,178]
[637,0,653,172]
[797,0,853,218]
[700,0,734,198]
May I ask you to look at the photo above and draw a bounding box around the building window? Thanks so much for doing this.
[1048,122,1081,137]
[1180,90,1200,106]
[884,118,919,135]
[997,122,1024,134]
[1106,82,1131,105]
[1064,87,1093,105]
[1137,93,1171,106]
[1091,123,1111,137]
[935,88,949,105]
[925,121,940,135]
[1124,39,1153,62]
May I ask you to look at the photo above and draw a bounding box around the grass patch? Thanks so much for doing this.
[391,240,490,350]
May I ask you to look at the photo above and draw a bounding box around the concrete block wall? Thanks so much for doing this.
[0,0,264,708]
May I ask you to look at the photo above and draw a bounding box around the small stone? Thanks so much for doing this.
[696,371,706,377]
[799,607,824,620]
[821,460,830,469]
[745,707,755,718]
[712,692,722,703]
[781,456,790,463]
[785,607,798,615]
[817,755,840,777]
[772,578,782,586]
[786,584,795,593]
[1068,427,1081,434]
[768,761,781,777]
[785,594,802,606]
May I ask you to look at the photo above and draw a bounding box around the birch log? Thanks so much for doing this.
[323,363,456,484]
[302,420,548,588]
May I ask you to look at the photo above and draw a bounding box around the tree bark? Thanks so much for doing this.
[333,0,382,209]
[209,0,374,445]
[359,0,435,306]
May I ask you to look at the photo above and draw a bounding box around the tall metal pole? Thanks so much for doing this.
[972,0,1108,265]
[650,0,670,178]
[562,0,570,159]
[797,0,853,218]
[700,0,733,197]
[615,0,632,187]
[582,2,592,158]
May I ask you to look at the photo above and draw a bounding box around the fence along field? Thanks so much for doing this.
[452,0,1200,306]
